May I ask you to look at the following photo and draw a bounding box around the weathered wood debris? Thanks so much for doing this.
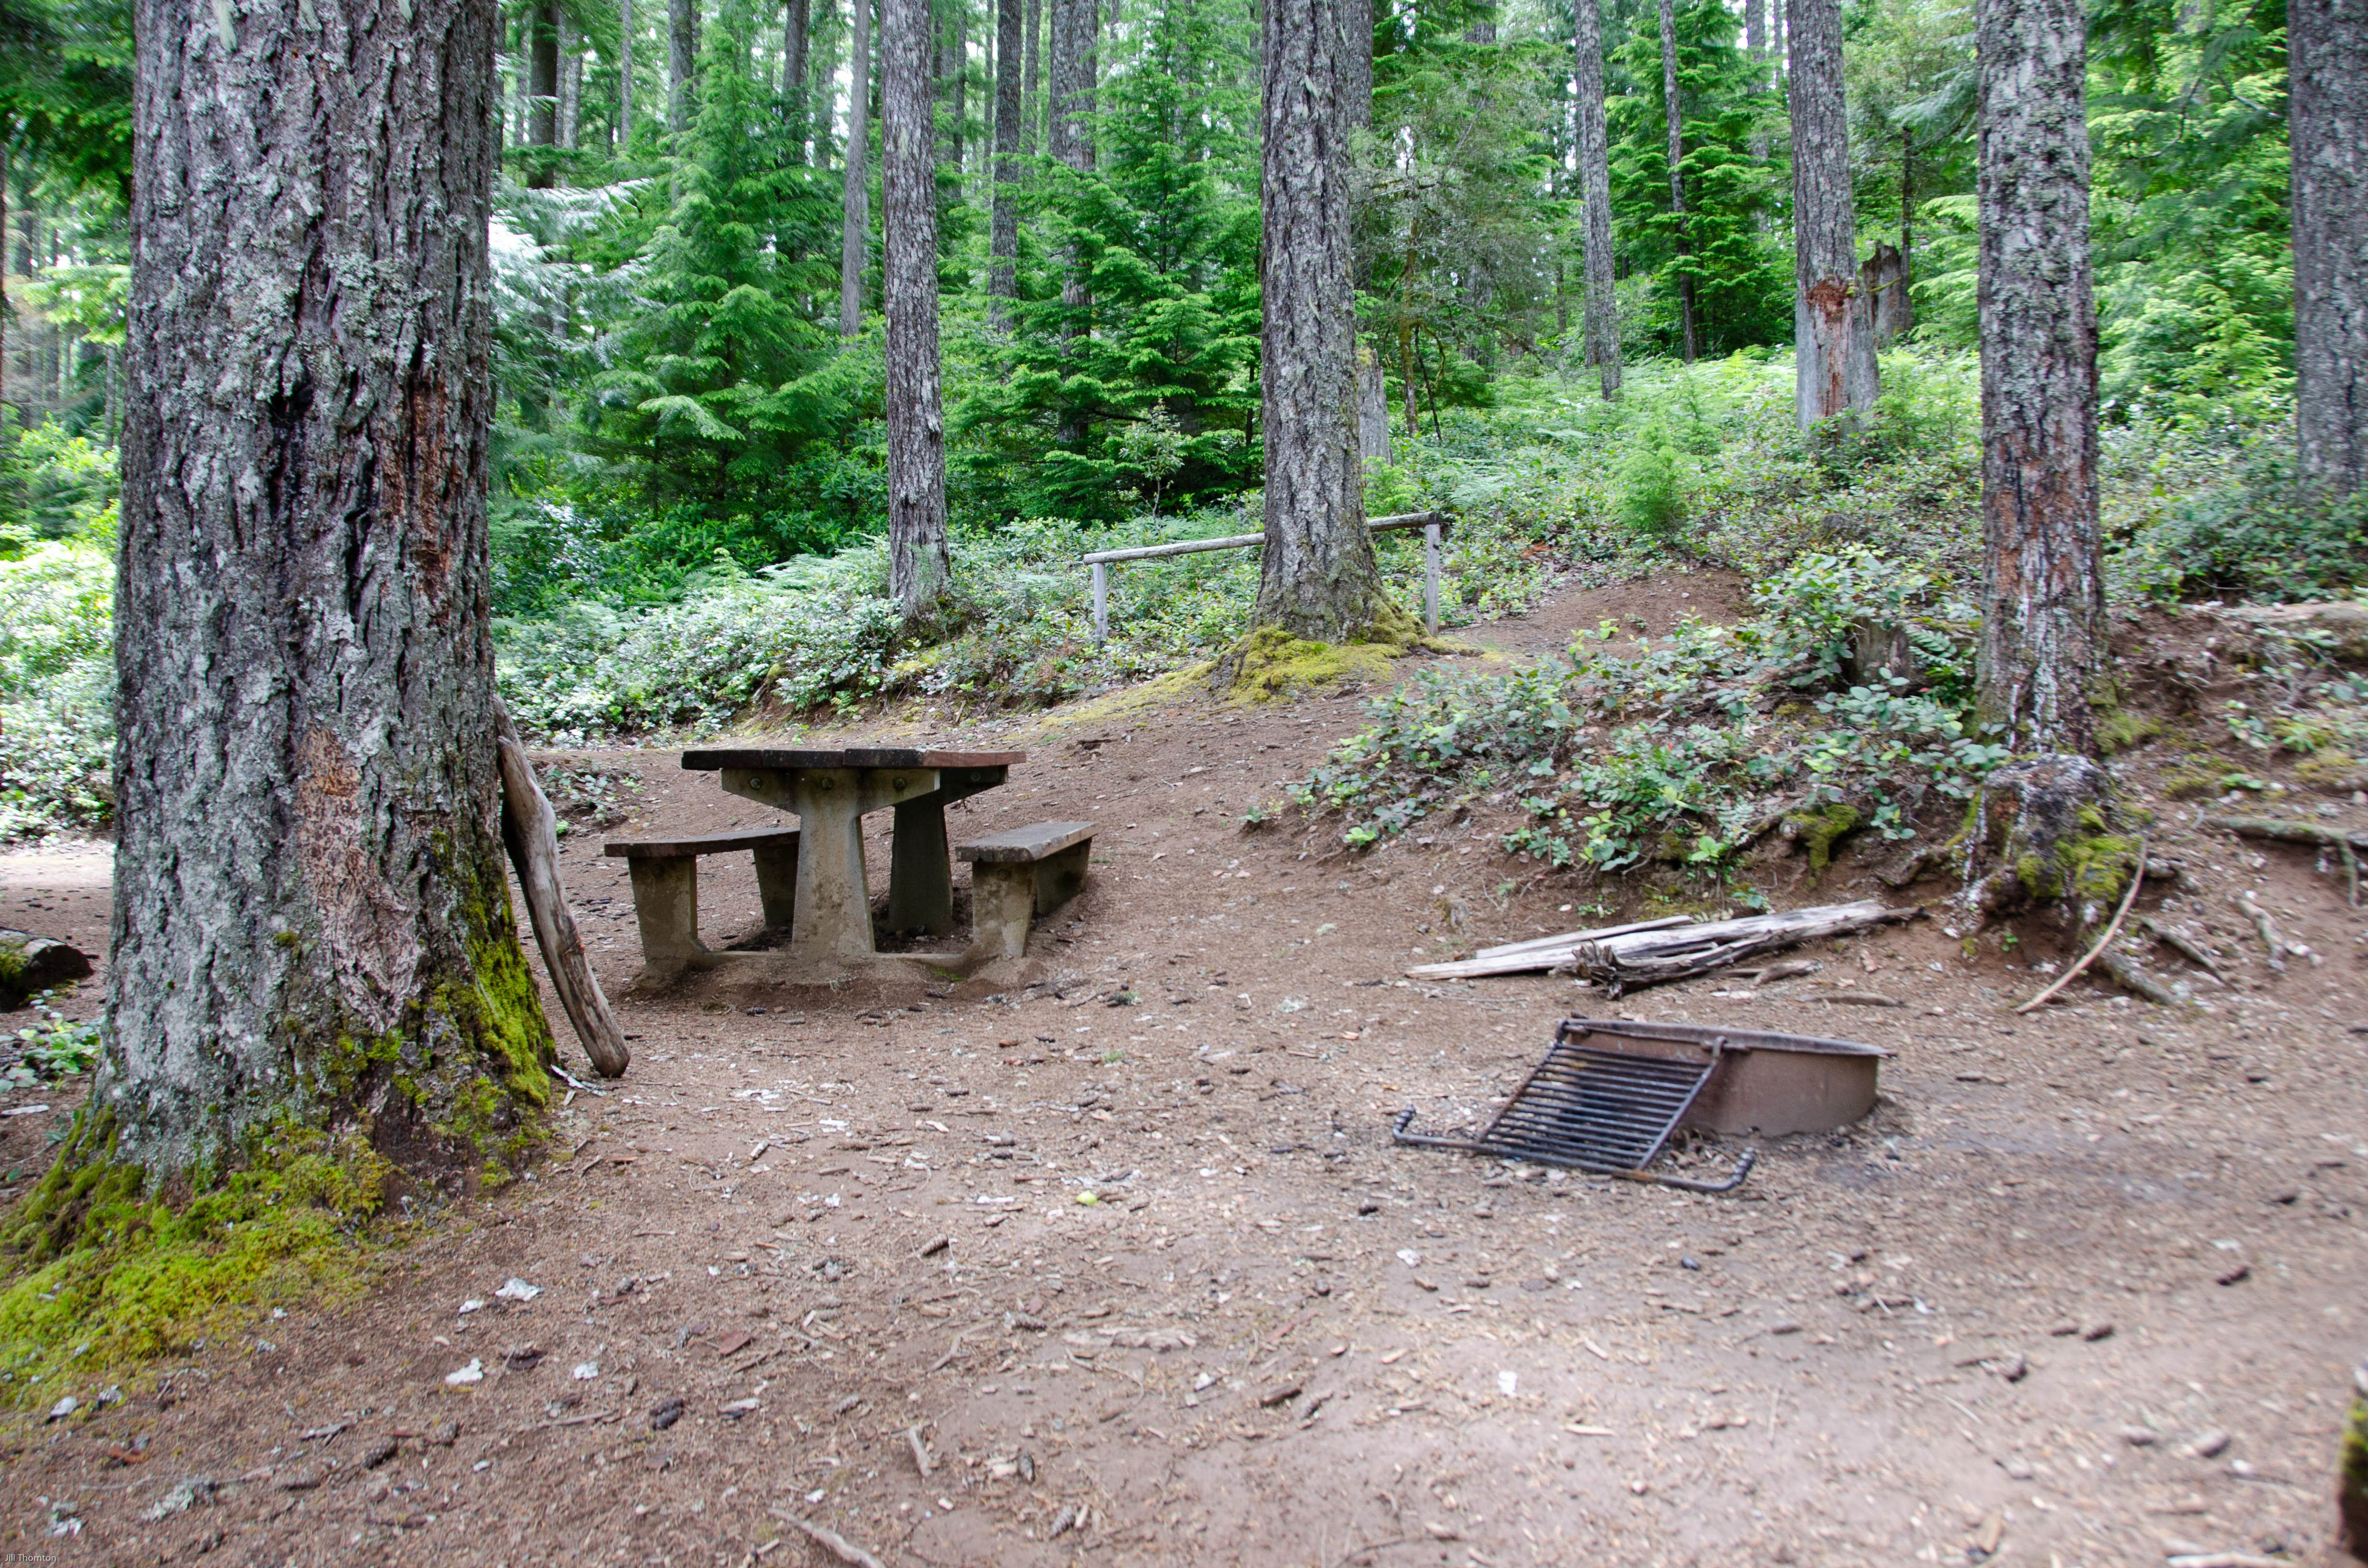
[1409,900,1921,994]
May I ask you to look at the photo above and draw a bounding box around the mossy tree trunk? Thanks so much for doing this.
[1788,0,1877,431]
[1973,0,2102,755]
[883,0,951,620]
[109,0,556,1186]
[2291,0,2368,496]
[1252,0,1391,643]
[840,0,873,337]
[1574,0,1620,400]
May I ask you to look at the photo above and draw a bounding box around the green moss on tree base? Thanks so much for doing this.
[2342,1386,2368,1557]
[0,1109,392,1409]
[1784,802,1862,875]
[1210,616,1456,703]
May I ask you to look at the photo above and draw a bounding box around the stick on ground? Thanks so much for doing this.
[2017,840,2146,1015]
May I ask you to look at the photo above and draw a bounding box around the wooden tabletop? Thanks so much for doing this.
[681,747,1026,771]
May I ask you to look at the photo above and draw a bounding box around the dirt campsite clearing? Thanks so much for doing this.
[2,568,2364,1568]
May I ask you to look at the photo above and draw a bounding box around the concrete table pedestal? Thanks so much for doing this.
[683,747,1023,979]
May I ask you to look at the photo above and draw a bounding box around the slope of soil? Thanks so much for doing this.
[1,567,2364,1568]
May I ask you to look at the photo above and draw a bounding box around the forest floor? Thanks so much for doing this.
[2,566,2366,1568]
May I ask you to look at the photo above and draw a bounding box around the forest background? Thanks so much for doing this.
[0,0,2332,839]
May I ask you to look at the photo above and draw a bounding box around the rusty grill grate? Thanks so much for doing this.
[1393,1024,1756,1191]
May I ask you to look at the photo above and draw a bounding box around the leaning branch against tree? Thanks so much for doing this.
[494,700,630,1078]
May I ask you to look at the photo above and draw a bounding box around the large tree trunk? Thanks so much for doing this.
[619,0,636,150]
[559,12,583,151]
[988,0,1024,321]
[1746,0,1769,164]
[840,0,873,336]
[1049,0,1095,441]
[1575,0,1620,400]
[1974,0,2102,754]
[883,0,950,618]
[1788,0,1876,430]
[1657,0,1698,363]
[784,0,812,155]
[111,0,557,1182]
[1343,0,1370,129]
[1252,0,1387,642]
[2292,0,2368,496]
[529,0,561,185]
[668,0,700,133]
[1023,0,1041,155]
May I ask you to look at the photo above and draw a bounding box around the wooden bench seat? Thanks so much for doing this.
[957,821,1096,962]
[604,825,800,969]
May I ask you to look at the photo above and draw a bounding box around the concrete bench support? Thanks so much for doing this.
[604,825,802,972]
[957,821,1097,963]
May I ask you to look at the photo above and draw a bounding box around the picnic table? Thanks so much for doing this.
[679,746,1024,968]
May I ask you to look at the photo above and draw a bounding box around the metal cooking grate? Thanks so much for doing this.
[1466,1042,1714,1173]
[1393,1027,1754,1191]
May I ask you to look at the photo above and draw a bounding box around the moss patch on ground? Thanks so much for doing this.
[1784,801,1862,875]
[2342,1386,2368,1556]
[0,1110,392,1410]
[1210,611,1460,704]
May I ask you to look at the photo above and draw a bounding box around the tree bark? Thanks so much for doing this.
[619,0,636,149]
[882,0,950,618]
[1788,0,1876,430]
[559,11,583,151]
[1343,0,1370,130]
[669,0,700,133]
[111,0,558,1181]
[1575,0,1620,400]
[1746,0,1769,163]
[784,0,812,155]
[1023,0,1041,155]
[840,0,872,336]
[988,0,1024,321]
[1049,0,1095,440]
[1253,0,1388,642]
[2292,0,2368,495]
[529,0,561,185]
[1357,344,1391,463]
[1974,0,2102,754]
[1657,0,1698,362]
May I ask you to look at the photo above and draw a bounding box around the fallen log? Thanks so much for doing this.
[494,699,630,1078]
[1564,900,1923,996]
[1407,916,1694,980]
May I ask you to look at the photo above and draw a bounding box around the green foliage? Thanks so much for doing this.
[2117,450,2368,602]
[3,990,101,1087]
[1295,547,2007,879]
[0,528,114,841]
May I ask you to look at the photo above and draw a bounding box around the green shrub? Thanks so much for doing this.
[2117,451,2368,602]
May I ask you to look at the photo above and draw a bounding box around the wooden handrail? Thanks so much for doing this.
[1085,511,1452,642]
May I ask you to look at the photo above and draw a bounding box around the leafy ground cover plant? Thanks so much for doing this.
[1295,550,2010,879]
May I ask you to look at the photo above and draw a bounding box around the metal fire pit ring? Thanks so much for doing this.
[1391,1017,1888,1192]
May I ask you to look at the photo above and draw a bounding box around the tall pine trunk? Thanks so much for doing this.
[1657,0,1698,362]
[529,0,561,185]
[1049,0,1095,441]
[988,0,1024,321]
[883,0,950,617]
[619,0,636,149]
[668,0,700,133]
[1252,0,1387,642]
[559,12,582,150]
[1343,0,1370,128]
[1788,0,1876,431]
[111,0,555,1181]
[1023,0,1041,154]
[840,0,873,336]
[1974,0,2101,754]
[784,0,812,156]
[2292,0,2368,495]
[1575,0,1620,400]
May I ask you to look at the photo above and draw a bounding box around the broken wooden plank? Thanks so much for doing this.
[1567,900,1922,996]
[1408,916,1695,980]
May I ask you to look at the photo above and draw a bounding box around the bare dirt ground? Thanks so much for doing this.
[2,564,2365,1568]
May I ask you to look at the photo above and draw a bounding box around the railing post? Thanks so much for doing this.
[1422,517,1441,636]
[1092,560,1109,646]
